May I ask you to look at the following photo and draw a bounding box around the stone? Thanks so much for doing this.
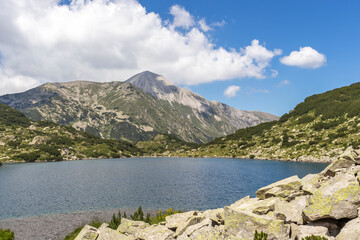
[301,174,322,195]
[97,226,132,240]
[165,211,197,230]
[256,175,302,200]
[74,225,99,240]
[224,206,290,240]
[189,225,235,240]
[174,216,205,237]
[198,208,224,225]
[177,233,190,240]
[308,219,341,237]
[321,147,359,177]
[137,224,175,240]
[290,224,330,240]
[185,218,212,236]
[335,218,360,240]
[117,218,149,237]
[303,173,360,221]
[274,196,308,224]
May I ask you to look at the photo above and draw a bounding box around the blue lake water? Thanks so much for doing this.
[0,157,327,219]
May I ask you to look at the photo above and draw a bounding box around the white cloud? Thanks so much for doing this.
[0,0,282,95]
[224,85,240,98]
[277,79,290,87]
[212,20,226,27]
[270,69,278,78]
[0,68,40,95]
[280,47,326,69]
[199,18,212,32]
[170,4,194,29]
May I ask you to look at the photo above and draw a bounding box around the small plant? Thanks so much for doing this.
[302,235,328,240]
[0,229,14,240]
[109,211,122,230]
[254,230,268,240]
[130,206,144,221]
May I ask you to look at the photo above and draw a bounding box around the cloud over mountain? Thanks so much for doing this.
[0,0,282,95]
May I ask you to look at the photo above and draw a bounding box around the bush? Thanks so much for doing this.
[15,152,40,162]
[130,206,144,221]
[249,155,255,159]
[254,230,268,240]
[109,211,122,230]
[0,229,14,240]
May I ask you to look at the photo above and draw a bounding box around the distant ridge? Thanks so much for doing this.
[0,71,278,143]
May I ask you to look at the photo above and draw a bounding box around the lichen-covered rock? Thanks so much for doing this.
[256,175,301,200]
[137,224,174,240]
[290,224,330,240]
[335,218,360,240]
[189,225,235,240]
[198,208,224,225]
[224,206,290,240]
[321,147,360,177]
[117,218,149,237]
[97,225,132,240]
[301,174,322,195]
[74,225,99,240]
[174,216,205,237]
[274,196,308,224]
[165,211,197,230]
[303,173,360,221]
[185,218,212,236]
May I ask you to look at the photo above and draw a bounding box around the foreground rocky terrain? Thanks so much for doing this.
[75,147,360,240]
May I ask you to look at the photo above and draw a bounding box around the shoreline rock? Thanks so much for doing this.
[75,147,360,239]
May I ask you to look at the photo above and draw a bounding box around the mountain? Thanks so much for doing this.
[0,103,141,162]
[0,71,278,143]
[165,82,360,162]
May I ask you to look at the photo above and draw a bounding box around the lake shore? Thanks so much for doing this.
[0,208,152,240]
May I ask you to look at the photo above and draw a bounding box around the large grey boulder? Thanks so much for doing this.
[290,224,330,240]
[174,216,205,237]
[321,147,360,177]
[137,224,175,240]
[74,225,98,240]
[97,225,132,240]
[303,173,360,221]
[335,218,360,240]
[165,211,197,230]
[117,218,150,237]
[274,196,308,224]
[225,207,290,240]
[256,176,302,200]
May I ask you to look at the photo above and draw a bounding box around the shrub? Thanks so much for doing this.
[109,211,122,230]
[0,229,14,240]
[249,155,255,159]
[130,206,144,221]
[254,230,268,240]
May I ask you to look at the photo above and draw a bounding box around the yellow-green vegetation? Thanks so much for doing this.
[164,83,360,161]
[0,229,14,240]
[302,236,328,240]
[136,134,199,156]
[148,208,181,225]
[0,103,142,163]
[254,230,268,240]
[64,220,102,240]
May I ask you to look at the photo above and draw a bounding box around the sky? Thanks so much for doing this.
[0,0,359,116]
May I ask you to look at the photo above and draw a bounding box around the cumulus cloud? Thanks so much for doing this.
[224,85,240,98]
[280,47,326,69]
[0,0,282,95]
[277,79,290,87]
[0,69,40,95]
[170,4,194,29]
[199,18,212,32]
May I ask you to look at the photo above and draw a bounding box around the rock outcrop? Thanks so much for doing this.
[75,147,360,240]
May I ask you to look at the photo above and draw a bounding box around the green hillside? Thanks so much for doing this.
[0,103,141,163]
[170,83,360,162]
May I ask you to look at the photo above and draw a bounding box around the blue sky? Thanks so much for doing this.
[138,0,360,116]
[0,0,359,116]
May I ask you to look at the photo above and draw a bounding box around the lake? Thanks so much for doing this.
[0,157,327,220]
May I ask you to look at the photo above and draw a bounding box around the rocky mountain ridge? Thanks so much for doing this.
[74,147,360,240]
[0,71,278,143]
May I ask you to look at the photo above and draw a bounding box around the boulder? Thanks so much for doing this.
[174,216,205,237]
[256,176,302,200]
[290,224,330,240]
[335,218,360,240]
[117,218,149,237]
[165,211,197,230]
[74,225,99,240]
[137,224,175,240]
[321,147,360,177]
[301,174,322,195]
[185,218,212,236]
[274,196,308,224]
[224,206,290,240]
[97,225,132,240]
[189,225,236,240]
[303,173,360,221]
[308,219,341,237]
[198,208,224,225]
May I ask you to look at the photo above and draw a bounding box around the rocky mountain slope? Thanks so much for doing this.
[0,103,141,162]
[74,147,360,240]
[170,82,360,162]
[0,71,278,143]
